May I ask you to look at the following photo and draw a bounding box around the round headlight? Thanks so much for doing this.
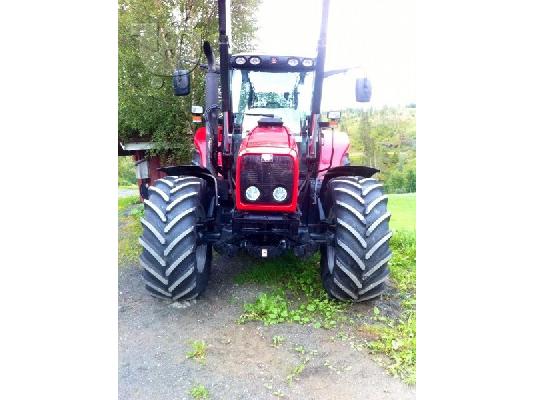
[287,58,299,67]
[249,56,261,65]
[235,56,246,65]
[302,59,314,67]
[272,187,288,202]
[245,186,261,201]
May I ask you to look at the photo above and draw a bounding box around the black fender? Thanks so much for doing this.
[158,165,218,217]
[317,166,379,219]
[319,165,378,196]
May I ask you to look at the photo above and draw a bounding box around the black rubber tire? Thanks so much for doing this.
[320,176,392,302]
[138,175,212,301]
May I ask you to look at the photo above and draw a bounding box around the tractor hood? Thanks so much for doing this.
[236,118,299,213]
[239,118,298,155]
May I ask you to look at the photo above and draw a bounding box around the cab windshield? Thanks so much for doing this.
[231,70,315,135]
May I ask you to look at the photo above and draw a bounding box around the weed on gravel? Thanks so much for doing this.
[189,384,209,399]
[286,360,308,385]
[186,340,208,364]
[272,335,285,347]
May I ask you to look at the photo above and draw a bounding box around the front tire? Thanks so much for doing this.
[138,176,212,301]
[321,176,392,302]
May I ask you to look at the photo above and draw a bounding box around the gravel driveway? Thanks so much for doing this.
[118,252,416,400]
[118,187,139,198]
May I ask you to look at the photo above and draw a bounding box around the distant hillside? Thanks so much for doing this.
[339,106,416,193]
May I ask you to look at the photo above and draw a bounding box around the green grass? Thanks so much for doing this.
[237,253,347,329]
[365,230,416,384]
[189,384,209,399]
[118,195,141,212]
[388,193,416,232]
[118,215,143,266]
[118,184,138,190]
[118,196,143,267]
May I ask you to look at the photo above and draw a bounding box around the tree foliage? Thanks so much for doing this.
[118,0,260,162]
[340,106,416,193]
[118,156,137,185]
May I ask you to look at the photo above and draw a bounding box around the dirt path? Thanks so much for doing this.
[118,253,416,400]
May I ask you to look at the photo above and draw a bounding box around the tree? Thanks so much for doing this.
[358,111,375,167]
[339,106,416,193]
[118,0,261,162]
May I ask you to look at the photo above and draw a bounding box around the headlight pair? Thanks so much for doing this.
[245,186,288,202]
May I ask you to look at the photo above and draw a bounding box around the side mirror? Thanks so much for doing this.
[172,69,190,96]
[356,78,372,102]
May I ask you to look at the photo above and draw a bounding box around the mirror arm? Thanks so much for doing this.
[324,65,364,78]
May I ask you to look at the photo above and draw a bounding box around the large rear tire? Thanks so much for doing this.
[320,176,392,302]
[138,176,212,301]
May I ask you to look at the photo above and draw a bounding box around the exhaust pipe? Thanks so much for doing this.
[203,41,219,175]
[309,0,330,163]
[217,0,233,156]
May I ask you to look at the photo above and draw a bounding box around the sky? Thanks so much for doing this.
[251,0,416,109]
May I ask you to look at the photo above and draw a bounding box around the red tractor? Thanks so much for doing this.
[138,0,391,302]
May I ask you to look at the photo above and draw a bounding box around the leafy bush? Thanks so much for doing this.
[383,168,416,194]
[118,156,137,186]
[405,169,416,192]
[385,170,406,193]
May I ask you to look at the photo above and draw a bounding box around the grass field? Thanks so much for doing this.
[388,193,416,233]
[118,184,138,190]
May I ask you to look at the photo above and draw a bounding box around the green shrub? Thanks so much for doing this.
[118,156,137,186]
[405,169,416,192]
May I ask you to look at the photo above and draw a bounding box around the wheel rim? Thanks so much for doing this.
[196,244,207,273]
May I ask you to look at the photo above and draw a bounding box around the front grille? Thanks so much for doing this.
[240,154,294,204]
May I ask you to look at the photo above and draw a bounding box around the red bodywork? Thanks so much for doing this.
[193,123,350,212]
[318,129,350,178]
[193,126,223,168]
[235,124,299,212]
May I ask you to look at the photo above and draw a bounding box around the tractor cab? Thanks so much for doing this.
[230,54,316,142]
